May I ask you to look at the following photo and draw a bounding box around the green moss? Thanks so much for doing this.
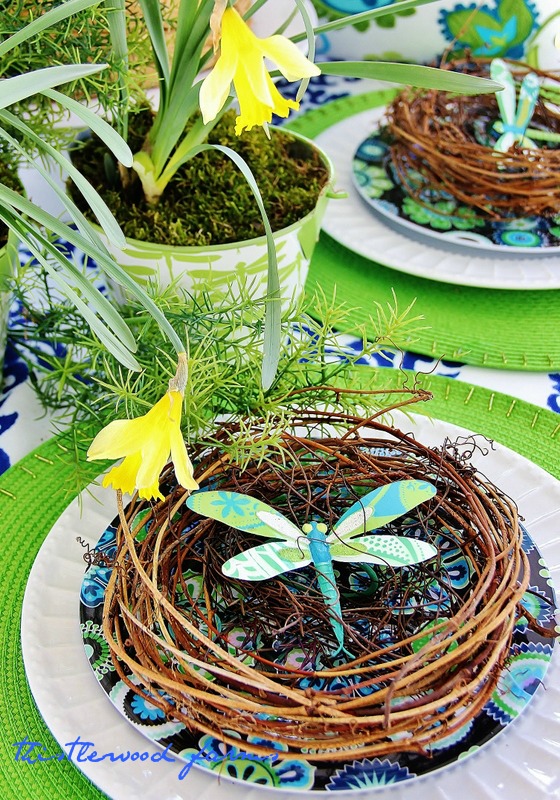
[69,110,331,247]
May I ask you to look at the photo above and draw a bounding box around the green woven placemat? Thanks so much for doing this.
[1,368,559,799]
[287,91,560,372]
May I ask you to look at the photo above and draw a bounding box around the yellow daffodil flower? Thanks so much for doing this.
[87,355,198,500]
[200,7,320,135]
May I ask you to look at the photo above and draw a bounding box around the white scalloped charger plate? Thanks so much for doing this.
[21,415,560,800]
[316,108,560,290]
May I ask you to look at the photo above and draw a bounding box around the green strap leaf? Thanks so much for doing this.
[7,214,137,354]
[174,0,204,60]
[103,0,129,141]
[242,0,267,20]
[0,65,109,110]
[151,0,214,170]
[0,109,126,248]
[42,89,133,167]
[103,0,127,58]
[0,210,140,370]
[0,184,184,355]
[179,143,281,391]
[293,0,316,102]
[137,0,171,93]
[292,0,441,41]
[319,62,503,94]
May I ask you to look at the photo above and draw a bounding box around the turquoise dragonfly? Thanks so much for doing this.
[186,480,438,657]
[491,58,539,153]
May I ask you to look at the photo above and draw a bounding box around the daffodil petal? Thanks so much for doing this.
[265,72,299,118]
[170,424,199,491]
[88,381,196,503]
[260,35,321,82]
[203,6,313,134]
[199,46,237,124]
[236,49,274,106]
[220,10,273,108]
[167,391,183,425]
[87,417,150,460]
[136,436,170,493]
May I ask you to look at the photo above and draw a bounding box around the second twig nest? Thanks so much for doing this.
[387,60,560,219]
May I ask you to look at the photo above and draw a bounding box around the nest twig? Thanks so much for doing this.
[386,59,560,219]
[102,410,533,760]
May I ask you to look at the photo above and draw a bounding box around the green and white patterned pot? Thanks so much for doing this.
[0,230,18,374]
[98,131,334,310]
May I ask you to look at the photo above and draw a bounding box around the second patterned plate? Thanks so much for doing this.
[351,127,560,255]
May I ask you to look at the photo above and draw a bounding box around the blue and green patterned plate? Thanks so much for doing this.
[79,516,556,793]
[352,128,560,254]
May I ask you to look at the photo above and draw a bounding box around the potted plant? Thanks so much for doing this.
[62,0,500,387]
[0,0,190,378]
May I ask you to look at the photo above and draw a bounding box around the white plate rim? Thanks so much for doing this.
[21,415,560,800]
[317,107,560,290]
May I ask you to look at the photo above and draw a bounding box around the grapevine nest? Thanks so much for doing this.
[386,58,560,219]
[103,409,534,761]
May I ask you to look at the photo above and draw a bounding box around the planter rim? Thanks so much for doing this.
[92,128,335,253]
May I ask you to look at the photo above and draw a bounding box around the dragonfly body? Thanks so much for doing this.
[186,480,438,657]
[304,522,346,653]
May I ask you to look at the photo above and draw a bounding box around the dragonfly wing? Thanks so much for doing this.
[491,58,516,125]
[331,535,437,568]
[257,511,302,543]
[222,541,312,581]
[186,490,301,541]
[332,480,436,541]
[516,72,539,139]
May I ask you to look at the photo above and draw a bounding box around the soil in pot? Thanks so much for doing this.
[69,109,331,247]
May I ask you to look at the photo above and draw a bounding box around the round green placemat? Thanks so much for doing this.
[1,369,559,799]
[287,91,560,372]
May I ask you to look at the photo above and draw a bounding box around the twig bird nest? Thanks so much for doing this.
[386,59,560,219]
[103,410,534,761]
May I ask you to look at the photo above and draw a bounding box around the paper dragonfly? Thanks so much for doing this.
[491,58,539,153]
[186,480,438,657]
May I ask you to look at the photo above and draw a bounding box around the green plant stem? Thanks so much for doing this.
[147,0,214,171]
